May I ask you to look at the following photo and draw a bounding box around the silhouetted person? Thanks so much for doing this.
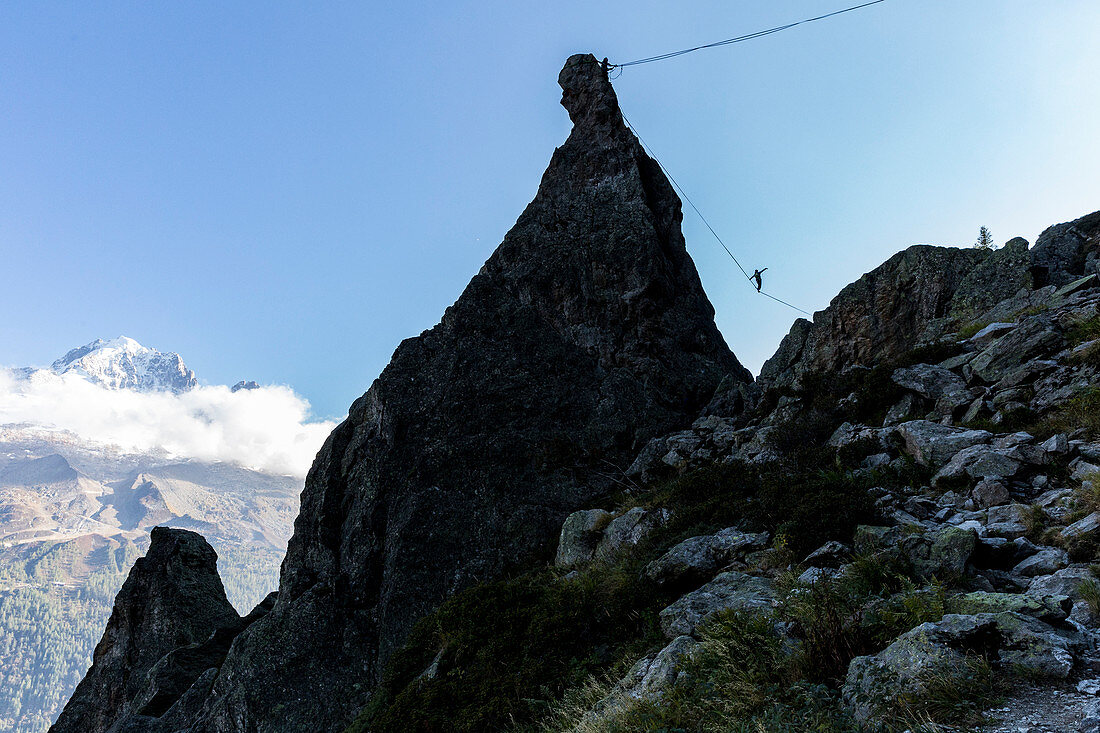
[752,268,767,292]
[601,57,610,78]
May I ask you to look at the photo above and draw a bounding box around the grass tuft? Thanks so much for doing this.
[1079,579,1100,617]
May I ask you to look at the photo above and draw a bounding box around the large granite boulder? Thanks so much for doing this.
[895,420,991,468]
[644,528,770,588]
[50,528,240,733]
[968,314,1065,383]
[843,612,1080,725]
[854,524,976,582]
[65,54,749,733]
[659,571,776,638]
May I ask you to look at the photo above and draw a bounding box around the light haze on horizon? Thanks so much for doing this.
[2,1,1099,419]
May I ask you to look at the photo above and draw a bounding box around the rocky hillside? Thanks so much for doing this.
[49,53,1100,733]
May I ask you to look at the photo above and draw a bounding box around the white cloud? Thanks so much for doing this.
[0,369,338,478]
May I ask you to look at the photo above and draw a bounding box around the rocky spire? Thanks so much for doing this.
[558,53,623,130]
[54,55,751,733]
[50,528,239,733]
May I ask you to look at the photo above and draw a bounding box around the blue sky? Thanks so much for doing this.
[2,1,1099,419]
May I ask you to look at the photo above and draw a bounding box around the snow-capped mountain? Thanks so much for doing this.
[49,336,198,393]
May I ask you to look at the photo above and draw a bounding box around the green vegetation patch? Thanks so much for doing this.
[1065,315,1100,347]
[352,444,910,730]
[954,320,993,340]
[535,553,948,733]
[351,561,668,733]
[1043,387,1100,440]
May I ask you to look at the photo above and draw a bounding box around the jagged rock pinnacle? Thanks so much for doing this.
[51,56,750,733]
[50,528,239,733]
[558,53,623,131]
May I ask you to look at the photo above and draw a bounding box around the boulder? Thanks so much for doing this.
[578,636,697,728]
[1064,272,1100,296]
[659,571,776,638]
[798,567,837,584]
[1071,601,1099,629]
[826,422,896,452]
[933,444,1021,487]
[803,540,850,568]
[960,397,992,425]
[891,363,970,413]
[947,591,1067,623]
[896,420,992,467]
[983,503,1030,540]
[922,525,978,580]
[842,614,997,725]
[843,612,1079,725]
[1011,547,1070,577]
[1072,459,1100,482]
[968,322,1019,344]
[626,437,670,482]
[555,509,613,567]
[971,478,1011,509]
[1027,566,1097,601]
[645,528,769,588]
[994,360,1059,390]
[1063,512,1100,542]
[594,507,666,562]
[1041,433,1070,456]
[987,611,1080,677]
[883,393,921,426]
[968,316,1065,383]
[622,635,697,703]
[854,524,975,581]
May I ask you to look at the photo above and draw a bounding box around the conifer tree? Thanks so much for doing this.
[975,226,994,250]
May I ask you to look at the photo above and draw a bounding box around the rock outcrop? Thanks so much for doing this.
[950,236,1033,316]
[50,528,240,733]
[758,245,988,395]
[1030,210,1100,288]
[52,54,750,733]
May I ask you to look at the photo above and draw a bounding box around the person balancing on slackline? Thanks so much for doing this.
[751,268,767,292]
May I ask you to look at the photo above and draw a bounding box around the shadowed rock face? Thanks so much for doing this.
[50,528,239,733]
[950,236,1032,316]
[758,245,988,395]
[64,54,744,733]
[1030,209,1100,287]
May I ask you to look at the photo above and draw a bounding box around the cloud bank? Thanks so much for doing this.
[0,369,338,477]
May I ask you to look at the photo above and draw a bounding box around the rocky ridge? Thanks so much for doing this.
[554,211,1100,731]
[48,52,1100,733]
